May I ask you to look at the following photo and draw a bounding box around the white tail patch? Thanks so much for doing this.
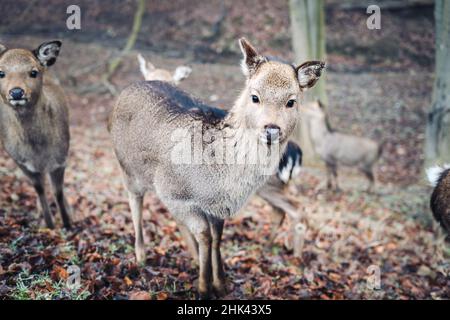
[137,53,150,80]
[173,66,192,84]
[426,164,450,187]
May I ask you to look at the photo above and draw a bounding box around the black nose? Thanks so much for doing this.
[9,88,24,100]
[264,124,281,143]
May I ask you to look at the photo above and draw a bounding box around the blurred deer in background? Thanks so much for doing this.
[427,165,450,238]
[0,41,72,229]
[111,38,325,299]
[302,101,382,192]
[137,51,304,248]
[137,53,191,85]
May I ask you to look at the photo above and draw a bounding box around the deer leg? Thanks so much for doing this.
[325,163,334,190]
[128,192,146,264]
[257,186,295,243]
[330,163,339,191]
[179,223,199,262]
[19,166,54,229]
[49,167,72,229]
[362,168,375,193]
[208,216,226,298]
[183,211,213,299]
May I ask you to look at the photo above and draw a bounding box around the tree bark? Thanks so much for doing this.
[425,0,450,165]
[289,0,327,165]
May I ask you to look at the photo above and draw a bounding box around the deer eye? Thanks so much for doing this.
[0,71,5,78]
[30,70,39,78]
[286,99,296,108]
[251,95,260,104]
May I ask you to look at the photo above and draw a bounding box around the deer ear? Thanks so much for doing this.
[239,37,266,77]
[33,40,62,67]
[0,44,6,55]
[296,61,326,89]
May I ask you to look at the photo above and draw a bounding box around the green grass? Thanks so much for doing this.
[10,270,90,300]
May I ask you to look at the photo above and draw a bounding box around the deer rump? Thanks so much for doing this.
[111,80,281,219]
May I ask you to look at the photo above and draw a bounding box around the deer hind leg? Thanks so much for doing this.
[128,191,146,264]
[208,216,226,298]
[19,165,54,229]
[49,167,72,229]
[326,162,339,191]
[179,223,199,262]
[362,168,375,193]
[257,186,289,244]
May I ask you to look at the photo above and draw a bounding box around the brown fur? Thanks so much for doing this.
[430,169,450,236]
[0,41,71,229]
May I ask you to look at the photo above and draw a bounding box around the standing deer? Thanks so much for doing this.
[302,100,382,192]
[427,165,450,237]
[137,53,192,85]
[136,52,303,246]
[110,38,324,299]
[0,41,72,229]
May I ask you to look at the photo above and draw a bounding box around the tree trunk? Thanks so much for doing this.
[289,0,327,165]
[425,0,450,165]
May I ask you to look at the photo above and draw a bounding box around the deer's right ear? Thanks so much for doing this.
[0,44,6,55]
[239,38,266,77]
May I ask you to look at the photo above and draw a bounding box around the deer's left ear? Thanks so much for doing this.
[0,44,6,55]
[33,40,62,67]
[296,61,326,89]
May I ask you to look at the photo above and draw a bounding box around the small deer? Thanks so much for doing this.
[427,165,450,237]
[136,51,303,247]
[302,100,382,192]
[137,53,192,85]
[0,41,72,229]
[110,37,324,299]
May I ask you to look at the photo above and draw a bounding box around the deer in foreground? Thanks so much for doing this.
[136,51,304,247]
[427,165,450,238]
[110,37,324,299]
[137,53,192,85]
[302,101,382,192]
[0,41,72,229]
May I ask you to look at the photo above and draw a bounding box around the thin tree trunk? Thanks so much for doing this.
[425,0,450,165]
[102,0,146,94]
[289,0,327,165]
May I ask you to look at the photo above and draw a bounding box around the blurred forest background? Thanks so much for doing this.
[0,0,449,300]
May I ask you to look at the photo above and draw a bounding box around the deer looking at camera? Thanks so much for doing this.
[0,41,72,229]
[137,53,192,85]
[302,101,382,192]
[136,52,304,247]
[110,38,325,299]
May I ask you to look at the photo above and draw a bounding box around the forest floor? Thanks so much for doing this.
[0,2,449,299]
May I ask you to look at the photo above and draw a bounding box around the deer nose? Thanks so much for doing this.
[9,88,25,100]
[264,124,281,142]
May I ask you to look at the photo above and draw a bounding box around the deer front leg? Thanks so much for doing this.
[128,192,146,264]
[50,167,72,229]
[19,166,54,229]
[184,212,213,299]
[208,217,226,298]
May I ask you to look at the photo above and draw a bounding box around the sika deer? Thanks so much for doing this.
[302,100,382,192]
[0,41,71,229]
[427,165,450,238]
[110,38,325,299]
[137,53,191,85]
[136,51,304,247]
